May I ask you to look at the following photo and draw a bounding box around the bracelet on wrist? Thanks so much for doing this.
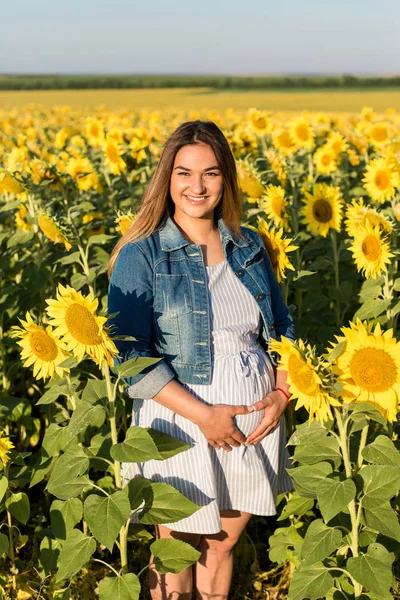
[274,387,291,404]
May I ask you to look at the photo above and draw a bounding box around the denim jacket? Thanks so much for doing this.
[107,215,296,399]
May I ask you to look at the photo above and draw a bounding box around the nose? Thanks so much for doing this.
[190,174,206,195]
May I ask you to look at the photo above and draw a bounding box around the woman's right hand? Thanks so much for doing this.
[196,404,255,452]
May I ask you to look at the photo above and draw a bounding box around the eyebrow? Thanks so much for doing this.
[173,165,220,171]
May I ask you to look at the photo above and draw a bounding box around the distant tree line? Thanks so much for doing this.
[1,74,400,90]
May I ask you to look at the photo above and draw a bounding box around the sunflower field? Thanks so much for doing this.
[0,103,400,599]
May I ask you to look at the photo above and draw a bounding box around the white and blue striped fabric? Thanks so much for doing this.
[121,259,293,534]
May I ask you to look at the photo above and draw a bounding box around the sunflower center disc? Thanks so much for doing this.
[65,304,102,345]
[349,347,397,392]
[372,127,387,142]
[374,170,390,190]
[313,199,333,223]
[362,234,382,260]
[29,331,58,361]
[296,125,309,141]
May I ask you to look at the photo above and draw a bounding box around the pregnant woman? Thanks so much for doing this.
[107,120,296,600]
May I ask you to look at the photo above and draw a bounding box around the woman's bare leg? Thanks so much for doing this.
[194,510,252,600]
[148,524,201,600]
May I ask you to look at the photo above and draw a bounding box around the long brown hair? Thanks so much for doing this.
[108,120,245,278]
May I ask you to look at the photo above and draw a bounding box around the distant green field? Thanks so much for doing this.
[1,87,400,113]
[1,73,400,90]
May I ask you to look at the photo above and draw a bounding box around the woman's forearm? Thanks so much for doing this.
[275,368,290,398]
[152,379,212,426]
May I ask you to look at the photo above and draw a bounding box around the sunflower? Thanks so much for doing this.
[264,149,287,184]
[237,160,265,201]
[54,128,70,150]
[11,312,69,380]
[248,108,271,135]
[368,122,390,147]
[115,211,136,235]
[331,319,400,421]
[288,118,315,151]
[300,184,343,237]
[260,185,288,228]
[85,118,105,148]
[0,171,25,195]
[362,158,399,203]
[45,284,118,367]
[0,432,14,467]
[360,106,375,123]
[269,336,340,422]
[103,135,126,176]
[345,198,393,237]
[38,214,72,251]
[326,132,348,155]
[272,128,296,157]
[347,148,360,167]
[66,157,102,192]
[348,221,394,279]
[82,212,106,237]
[250,219,297,282]
[313,145,338,175]
[15,204,32,232]
[130,137,148,164]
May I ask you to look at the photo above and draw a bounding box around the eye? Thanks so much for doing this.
[177,172,190,176]
[206,172,219,177]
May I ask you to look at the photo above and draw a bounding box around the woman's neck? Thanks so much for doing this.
[172,213,218,245]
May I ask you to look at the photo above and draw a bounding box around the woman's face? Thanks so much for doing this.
[170,143,223,222]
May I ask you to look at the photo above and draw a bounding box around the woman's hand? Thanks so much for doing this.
[245,390,288,445]
[196,404,257,452]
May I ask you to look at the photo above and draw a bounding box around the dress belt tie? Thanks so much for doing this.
[236,346,269,395]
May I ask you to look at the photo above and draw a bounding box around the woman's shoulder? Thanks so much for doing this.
[239,225,265,249]
[114,230,163,277]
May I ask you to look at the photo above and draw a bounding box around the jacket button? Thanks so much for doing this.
[236,270,244,277]
[270,323,275,330]
[256,293,264,301]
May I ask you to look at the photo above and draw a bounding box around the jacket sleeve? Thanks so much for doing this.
[262,245,296,343]
[107,242,176,399]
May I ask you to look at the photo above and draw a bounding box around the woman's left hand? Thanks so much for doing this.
[245,389,288,445]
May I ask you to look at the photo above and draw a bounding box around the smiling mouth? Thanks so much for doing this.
[185,195,208,202]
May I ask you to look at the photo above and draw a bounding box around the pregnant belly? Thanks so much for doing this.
[234,410,264,438]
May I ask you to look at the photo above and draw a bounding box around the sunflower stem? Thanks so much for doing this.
[331,230,341,326]
[5,468,17,591]
[335,409,362,596]
[102,360,129,573]
[356,424,369,471]
[77,244,95,297]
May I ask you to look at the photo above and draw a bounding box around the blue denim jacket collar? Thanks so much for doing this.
[159,215,251,252]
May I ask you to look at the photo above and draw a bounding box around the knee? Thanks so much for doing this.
[155,525,202,549]
[202,533,240,558]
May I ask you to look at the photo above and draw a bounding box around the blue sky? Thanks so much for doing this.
[2,0,399,74]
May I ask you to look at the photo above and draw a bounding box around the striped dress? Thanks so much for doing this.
[121,259,293,534]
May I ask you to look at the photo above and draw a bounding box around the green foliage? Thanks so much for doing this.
[99,574,141,600]
[2,73,400,90]
[5,492,30,524]
[56,529,97,582]
[279,402,400,599]
[150,538,201,574]
[347,544,394,599]
[84,491,131,551]
[138,482,201,524]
